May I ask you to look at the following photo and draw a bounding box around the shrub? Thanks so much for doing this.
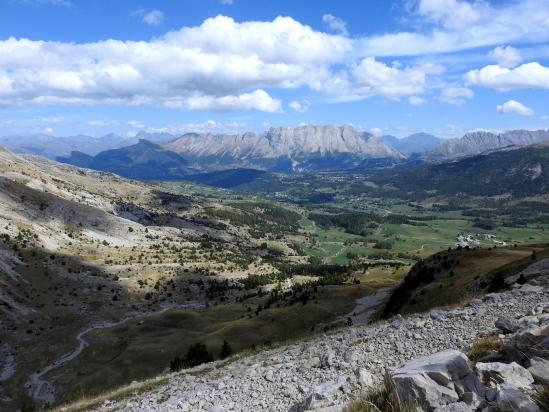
[170,342,213,371]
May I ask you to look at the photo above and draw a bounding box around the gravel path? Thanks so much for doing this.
[92,278,548,412]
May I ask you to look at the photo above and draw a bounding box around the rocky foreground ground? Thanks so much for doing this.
[88,271,549,412]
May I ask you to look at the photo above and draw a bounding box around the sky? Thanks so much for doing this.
[0,0,549,139]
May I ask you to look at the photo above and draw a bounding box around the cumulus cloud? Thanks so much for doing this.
[0,16,440,111]
[464,62,549,90]
[162,90,282,112]
[322,14,348,36]
[496,100,534,116]
[0,16,352,111]
[488,46,522,68]
[440,87,473,105]
[289,100,310,112]
[317,58,441,101]
[142,10,164,26]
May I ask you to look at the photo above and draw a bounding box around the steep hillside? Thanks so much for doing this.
[0,148,290,410]
[369,143,549,197]
[58,140,190,180]
[67,265,548,412]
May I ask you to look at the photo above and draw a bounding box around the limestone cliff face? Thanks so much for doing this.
[165,125,403,172]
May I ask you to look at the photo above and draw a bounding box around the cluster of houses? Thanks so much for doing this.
[455,233,507,248]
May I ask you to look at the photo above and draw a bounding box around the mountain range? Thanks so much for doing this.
[165,125,402,172]
[4,126,549,178]
[0,131,175,159]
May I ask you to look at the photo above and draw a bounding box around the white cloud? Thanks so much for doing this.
[416,0,485,30]
[440,87,473,105]
[464,62,549,90]
[289,100,310,112]
[0,16,350,111]
[488,46,522,68]
[322,14,348,36]
[220,0,234,4]
[409,96,426,106]
[43,127,54,134]
[358,0,549,57]
[143,10,164,26]
[162,90,282,112]
[496,100,534,116]
[319,58,441,101]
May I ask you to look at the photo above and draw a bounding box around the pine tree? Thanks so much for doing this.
[219,340,233,359]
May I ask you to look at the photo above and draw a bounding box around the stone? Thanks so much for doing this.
[305,356,321,368]
[303,375,348,410]
[495,317,519,334]
[495,384,540,412]
[476,362,534,390]
[263,369,274,382]
[392,350,485,410]
[528,356,549,385]
[519,284,544,294]
[320,351,335,368]
[354,368,375,388]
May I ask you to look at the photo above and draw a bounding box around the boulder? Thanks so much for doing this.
[495,317,519,334]
[392,350,485,411]
[476,362,534,390]
[495,384,540,412]
[528,356,549,385]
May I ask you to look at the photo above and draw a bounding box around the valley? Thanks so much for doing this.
[1,133,548,410]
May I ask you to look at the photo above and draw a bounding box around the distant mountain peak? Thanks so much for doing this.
[424,129,549,160]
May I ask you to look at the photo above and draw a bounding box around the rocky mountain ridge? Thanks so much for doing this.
[85,268,549,411]
[425,129,549,161]
[165,125,403,172]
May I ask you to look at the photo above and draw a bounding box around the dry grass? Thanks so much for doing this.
[467,335,503,361]
[345,373,417,412]
[534,384,549,412]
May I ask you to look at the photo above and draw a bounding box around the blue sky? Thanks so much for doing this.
[0,0,549,138]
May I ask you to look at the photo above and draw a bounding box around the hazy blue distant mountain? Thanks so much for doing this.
[381,133,442,156]
[0,133,136,158]
[0,131,177,159]
[424,129,549,160]
[166,125,403,172]
[58,140,189,180]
